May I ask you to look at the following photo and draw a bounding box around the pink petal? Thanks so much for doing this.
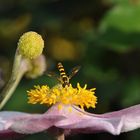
[11,114,65,134]
[46,104,140,135]
[0,112,31,139]
[0,111,31,131]
[0,111,64,134]
[0,104,140,137]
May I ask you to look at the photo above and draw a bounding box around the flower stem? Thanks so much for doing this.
[0,49,29,109]
[56,133,65,140]
[55,129,65,140]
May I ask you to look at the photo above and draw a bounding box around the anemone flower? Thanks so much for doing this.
[1,83,140,140]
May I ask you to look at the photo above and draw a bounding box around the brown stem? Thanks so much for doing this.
[55,129,65,140]
[56,132,65,140]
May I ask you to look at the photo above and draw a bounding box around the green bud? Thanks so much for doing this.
[18,31,44,59]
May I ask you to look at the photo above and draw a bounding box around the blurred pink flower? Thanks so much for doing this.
[0,103,140,139]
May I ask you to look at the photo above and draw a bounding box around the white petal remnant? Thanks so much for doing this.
[25,54,47,79]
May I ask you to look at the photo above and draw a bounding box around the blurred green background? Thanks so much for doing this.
[0,0,140,139]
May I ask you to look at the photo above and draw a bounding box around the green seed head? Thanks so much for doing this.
[18,31,44,59]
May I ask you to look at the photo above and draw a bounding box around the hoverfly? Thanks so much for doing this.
[47,62,81,87]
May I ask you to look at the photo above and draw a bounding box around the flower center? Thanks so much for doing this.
[27,83,97,110]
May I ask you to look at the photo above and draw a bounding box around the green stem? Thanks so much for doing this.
[0,49,28,109]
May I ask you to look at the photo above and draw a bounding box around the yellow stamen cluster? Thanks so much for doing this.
[27,83,97,110]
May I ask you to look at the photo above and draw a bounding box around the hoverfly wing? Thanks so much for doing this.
[68,66,81,79]
[47,71,57,77]
[46,71,61,82]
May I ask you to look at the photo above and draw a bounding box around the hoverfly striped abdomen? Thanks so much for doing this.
[57,62,70,87]
[47,62,80,87]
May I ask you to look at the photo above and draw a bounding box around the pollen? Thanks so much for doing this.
[27,83,97,110]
